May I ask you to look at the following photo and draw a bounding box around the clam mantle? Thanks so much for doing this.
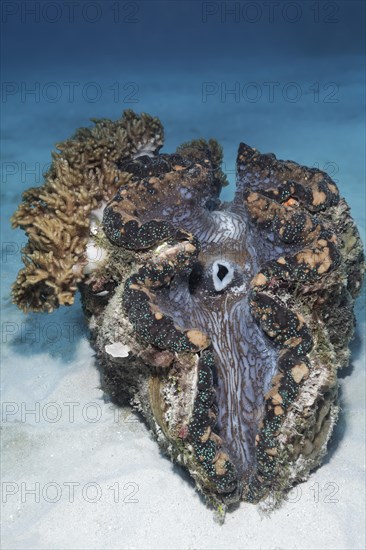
[12,111,364,511]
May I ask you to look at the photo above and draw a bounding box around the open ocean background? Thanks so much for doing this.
[1,1,365,548]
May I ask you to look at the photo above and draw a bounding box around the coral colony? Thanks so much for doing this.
[12,111,364,511]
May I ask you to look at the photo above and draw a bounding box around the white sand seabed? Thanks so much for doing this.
[1,61,365,549]
[1,300,365,550]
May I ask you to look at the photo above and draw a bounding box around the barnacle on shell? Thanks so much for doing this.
[12,112,364,513]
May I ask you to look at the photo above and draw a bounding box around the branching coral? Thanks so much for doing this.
[11,110,164,312]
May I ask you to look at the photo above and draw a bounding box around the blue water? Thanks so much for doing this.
[1,2,365,549]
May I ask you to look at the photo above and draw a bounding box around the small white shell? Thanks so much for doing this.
[105,342,130,358]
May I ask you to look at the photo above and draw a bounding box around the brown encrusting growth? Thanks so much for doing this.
[11,110,164,312]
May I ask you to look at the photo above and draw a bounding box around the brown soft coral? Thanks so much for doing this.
[11,110,164,312]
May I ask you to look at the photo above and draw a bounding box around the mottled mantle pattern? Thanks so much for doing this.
[12,112,364,513]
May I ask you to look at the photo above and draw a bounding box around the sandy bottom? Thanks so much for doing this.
[1,55,365,549]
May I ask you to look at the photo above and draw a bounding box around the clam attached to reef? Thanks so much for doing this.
[12,111,364,511]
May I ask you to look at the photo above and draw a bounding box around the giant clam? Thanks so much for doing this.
[12,111,364,512]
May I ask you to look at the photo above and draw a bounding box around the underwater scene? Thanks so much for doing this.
[1,1,365,549]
